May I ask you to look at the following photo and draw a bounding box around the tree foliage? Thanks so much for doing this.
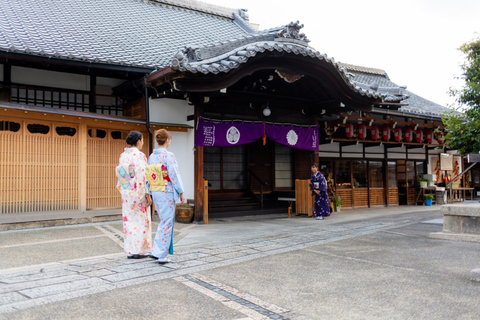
[443,36,480,154]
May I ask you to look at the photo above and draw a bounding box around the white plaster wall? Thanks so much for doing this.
[319,142,340,152]
[12,66,90,90]
[319,152,339,158]
[343,153,363,158]
[166,129,195,201]
[149,98,195,201]
[366,154,386,159]
[387,153,407,159]
[149,98,192,125]
[342,144,363,153]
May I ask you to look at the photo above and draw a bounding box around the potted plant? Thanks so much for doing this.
[417,177,430,188]
[333,196,342,212]
[424,194,434,206]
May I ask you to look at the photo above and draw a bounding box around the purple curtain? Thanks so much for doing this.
[195,118,319,151]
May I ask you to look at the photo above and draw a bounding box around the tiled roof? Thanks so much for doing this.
[170,22,407,102]
[0,0,253,69]
[340,63,450,116]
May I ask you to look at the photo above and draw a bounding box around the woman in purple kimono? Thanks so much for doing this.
[148,129,185,265]
[310,163,331,220]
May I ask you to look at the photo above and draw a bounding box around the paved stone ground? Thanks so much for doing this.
[1,208,480,319]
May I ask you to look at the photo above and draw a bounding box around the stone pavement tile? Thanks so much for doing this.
[106,260,155,273]
[0,274,88,294]
[68,258,115,267]
[0,292,28,305]
[255,244,289,252]
[215,251,249,259]
[0,269,78,284]
[82,269,115,278]
[172,252,210,262]
[19,278,110,299]
[101,264,171,282]
[196,256,225,263]
[169,260,206,269]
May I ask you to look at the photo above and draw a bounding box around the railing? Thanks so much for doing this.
[1,83,125,116]
[247,169,268,209]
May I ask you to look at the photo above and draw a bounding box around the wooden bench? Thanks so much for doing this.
[278,197,295,217]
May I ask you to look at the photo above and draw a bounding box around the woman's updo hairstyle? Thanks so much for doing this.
[125,131,143,146]
[156,129,171,146]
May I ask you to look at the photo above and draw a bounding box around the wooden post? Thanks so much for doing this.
[194,104,204,223]
[78,123,87,212]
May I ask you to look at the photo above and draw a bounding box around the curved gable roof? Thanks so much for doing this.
[163,22,407,103]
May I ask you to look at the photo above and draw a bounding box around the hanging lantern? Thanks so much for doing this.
[345,123,353,138]
[371,126,380,140]
[394,128,402,142]
[382,126,390,141]
[415,129,423,143]
[404,128,413,142]
[426,130,433,144]
[358,124,367,139]
[436,132,444,144]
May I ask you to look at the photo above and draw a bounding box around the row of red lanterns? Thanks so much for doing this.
[345,124,443,143]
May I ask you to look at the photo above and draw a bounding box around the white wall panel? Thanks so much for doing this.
[149,98,192,125]
[12,66,89,90]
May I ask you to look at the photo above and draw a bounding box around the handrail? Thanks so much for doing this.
[247,169,267,209]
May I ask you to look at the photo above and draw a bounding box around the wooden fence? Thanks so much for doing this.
[0,116,146,215]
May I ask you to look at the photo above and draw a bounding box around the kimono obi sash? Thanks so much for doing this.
[116,163,135,190]
[146,164,170,192]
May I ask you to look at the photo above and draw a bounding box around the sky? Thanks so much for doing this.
[204,0,479,108]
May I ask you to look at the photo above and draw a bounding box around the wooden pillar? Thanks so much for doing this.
[384,144,389,207]
[78,123,87,212]
[194,104,205,223]
[312,116,319,165]
[89,75,96,113]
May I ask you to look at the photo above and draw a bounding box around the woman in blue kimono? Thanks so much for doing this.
[148,129,185,264]
[310,163,330,220]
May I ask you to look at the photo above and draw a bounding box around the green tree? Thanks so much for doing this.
[443,36,480,154]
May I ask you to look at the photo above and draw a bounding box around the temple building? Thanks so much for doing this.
[0,0,461,223]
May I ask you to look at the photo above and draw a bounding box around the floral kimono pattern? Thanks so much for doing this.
[116,147,152,255]
[310,171,331,218]
[148,148,184,259]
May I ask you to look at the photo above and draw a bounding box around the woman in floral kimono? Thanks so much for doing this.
[310,163,330,220]
[147,129,185,265]
[116,131,152,259]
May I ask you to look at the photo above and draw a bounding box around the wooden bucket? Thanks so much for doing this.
[175,204,194,223]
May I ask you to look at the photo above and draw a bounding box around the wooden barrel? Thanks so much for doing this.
[175,204,194,223]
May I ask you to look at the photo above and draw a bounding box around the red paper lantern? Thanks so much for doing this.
[415,129,423,143]
[404,128,413,142]
[345,123,353,138]
[426,130,433,144]
[358,124,367,139]
[436,132,444,144]
[394,128,402,142]
[371,126,380,140]
[382,126,390,141]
